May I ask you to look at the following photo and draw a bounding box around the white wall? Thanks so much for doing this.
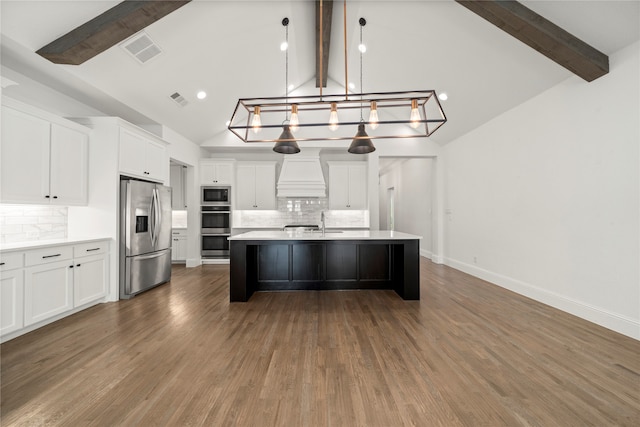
[443,42,640,339]
[379,158,433,258]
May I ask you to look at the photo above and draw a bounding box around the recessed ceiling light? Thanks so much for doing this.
[288,84,294,91]
[438,93,448,101]
[358,43,366,53]
[225,120,230,127]
[280,41,288,51]
[197,91,207,100]
[348,82,355,90]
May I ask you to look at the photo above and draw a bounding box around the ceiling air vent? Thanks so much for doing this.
[120,32,162,64]
[170,92,189,107]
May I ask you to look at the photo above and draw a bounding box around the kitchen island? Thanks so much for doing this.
[229,230,420,302]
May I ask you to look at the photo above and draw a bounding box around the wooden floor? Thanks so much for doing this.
[1,259,639,426]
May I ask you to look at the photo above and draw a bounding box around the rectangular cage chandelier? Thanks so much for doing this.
[227,90,447,144]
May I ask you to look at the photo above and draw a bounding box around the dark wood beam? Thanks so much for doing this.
[36,0,191,65]
[455,0,608,82]
[315,0,333,88]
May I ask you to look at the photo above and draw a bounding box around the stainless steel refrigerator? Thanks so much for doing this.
[119,179,172,299]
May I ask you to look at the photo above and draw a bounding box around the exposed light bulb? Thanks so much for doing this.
[252,106,262,133]
[368,101,379,130]
[409,99,421,129]
[358,43,367,53]
[280,41,288,51]
[289,104,299,132]
[328,102,339,131]
[196,91,207,100]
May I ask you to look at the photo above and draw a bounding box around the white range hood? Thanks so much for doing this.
[277,149,326,198]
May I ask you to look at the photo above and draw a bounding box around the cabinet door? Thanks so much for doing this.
[0,269,24,336]
[200,161,216,184]
[254,164,276,209]
[49,124,88,205]
[24,260,73,326]
[119,129,147,178]
[328,165,350,209]
[175,237,187,261]
[214,163,233,185]
[347,165,367,209]
[74,254,108,307]
[236,164,256,209]
[1,106,51,204]
[170,165,185,209]
[144,139,167,182]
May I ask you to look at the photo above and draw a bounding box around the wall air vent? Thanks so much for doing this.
[120,32,162,64]
[170,92,189,107]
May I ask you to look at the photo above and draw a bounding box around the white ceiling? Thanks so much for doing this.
[1,0,639,147]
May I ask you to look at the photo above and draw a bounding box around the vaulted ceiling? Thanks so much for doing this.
[1,1,639,148]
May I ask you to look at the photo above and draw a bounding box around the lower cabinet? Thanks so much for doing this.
[0,268,24,336]
[1,239,109,342]
[24,259,74,326]
[171,229,188,262]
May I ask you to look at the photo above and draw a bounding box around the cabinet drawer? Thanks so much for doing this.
[0,252,24,272]
[25,246,73,266]
[172,229,187,237]
[74,241,108,258]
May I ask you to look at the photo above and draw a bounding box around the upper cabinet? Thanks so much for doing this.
[170,164,187,210]
[327,162,368,210]
[200,160,234,185]
[1,100,89,205]
[119,128,167,183]
[236,162,276,210]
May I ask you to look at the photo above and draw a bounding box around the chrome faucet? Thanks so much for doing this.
[320,211,326,236]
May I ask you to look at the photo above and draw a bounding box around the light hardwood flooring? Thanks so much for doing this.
[1,259,639,426]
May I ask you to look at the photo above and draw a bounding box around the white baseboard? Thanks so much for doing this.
[201,258,230,265]
[444,257,640,341]
[419,249,432,259]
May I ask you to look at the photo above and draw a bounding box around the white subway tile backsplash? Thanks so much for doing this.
[234,198,369,228]
[0,204,68,244]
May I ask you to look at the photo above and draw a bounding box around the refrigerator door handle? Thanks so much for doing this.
[155,188,162,249]
[133,251,167,261]
[149,189,156,247]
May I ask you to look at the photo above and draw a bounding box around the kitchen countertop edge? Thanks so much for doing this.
[228,230,421,241]
[0,237,112,253]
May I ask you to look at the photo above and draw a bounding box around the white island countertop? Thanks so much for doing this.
[229,230,421,241]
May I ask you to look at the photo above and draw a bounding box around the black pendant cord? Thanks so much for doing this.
[283,17,289,123]
[359,17,365,122]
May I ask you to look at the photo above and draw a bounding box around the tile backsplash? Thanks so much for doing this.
[233,199,369,228]
[0,205,68,244]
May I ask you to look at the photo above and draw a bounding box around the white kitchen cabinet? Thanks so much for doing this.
[170,164,187,209]
[1,101,89,205]
[236,162,276,210]
[24,259,74,327]
[171,229,188,262]
[119,128,168,182]
[1,239,109,342]
[0,252,24,336]
[327,162,367,210]
[73,242,108,307]
[200,160,234,185]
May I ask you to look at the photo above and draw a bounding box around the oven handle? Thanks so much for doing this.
[201,211,231,214]
[202,234,231,237]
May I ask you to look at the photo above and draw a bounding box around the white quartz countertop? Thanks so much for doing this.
[228,230,421,241]
[0,237,111,252]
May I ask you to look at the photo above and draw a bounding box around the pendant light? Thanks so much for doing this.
[348,17,375,154]
[273,17,300,154]
[368,101,379,130]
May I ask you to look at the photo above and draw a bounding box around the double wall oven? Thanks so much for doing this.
[201,186,231,258]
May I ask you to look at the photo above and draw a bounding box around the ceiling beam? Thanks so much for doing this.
[36,0,191,65]
[455,0,608,82]
[316,0,333,88]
